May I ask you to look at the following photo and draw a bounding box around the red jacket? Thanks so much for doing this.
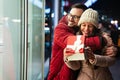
[47,15,79,80]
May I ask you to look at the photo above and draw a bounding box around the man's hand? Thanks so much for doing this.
[105,46,117,56]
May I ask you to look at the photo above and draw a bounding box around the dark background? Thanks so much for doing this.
[46,0,120,22]
[90,0,120,21]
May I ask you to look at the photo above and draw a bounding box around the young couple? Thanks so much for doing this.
[48,3,117,80]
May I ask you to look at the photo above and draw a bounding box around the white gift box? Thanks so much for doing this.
[66,35,86,61]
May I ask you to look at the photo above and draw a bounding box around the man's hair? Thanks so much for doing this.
[71,3,88,11]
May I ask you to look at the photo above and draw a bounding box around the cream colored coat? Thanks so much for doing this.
[76,55,116,80]
[64,33,117,80]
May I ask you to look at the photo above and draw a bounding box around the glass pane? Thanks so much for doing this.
[27,0,45,80]
[0,0,21,80]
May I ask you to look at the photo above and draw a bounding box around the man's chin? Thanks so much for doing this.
[68,24,74,27]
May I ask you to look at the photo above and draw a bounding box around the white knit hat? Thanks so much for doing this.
[78,8,99,28]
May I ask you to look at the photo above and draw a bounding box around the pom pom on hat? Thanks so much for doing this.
[78,8,99,28]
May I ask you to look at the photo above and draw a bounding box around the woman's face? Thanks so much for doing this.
[80,22,95,37]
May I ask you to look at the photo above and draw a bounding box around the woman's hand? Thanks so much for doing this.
[85,46,96,64]
[63,48,81,70]
[85,46,95,60]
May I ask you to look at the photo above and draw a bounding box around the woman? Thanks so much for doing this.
[64,8,117,80]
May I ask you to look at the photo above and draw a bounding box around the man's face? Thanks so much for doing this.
[67,8,84,27]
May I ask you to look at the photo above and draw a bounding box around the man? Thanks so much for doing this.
[47,3,88,80]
